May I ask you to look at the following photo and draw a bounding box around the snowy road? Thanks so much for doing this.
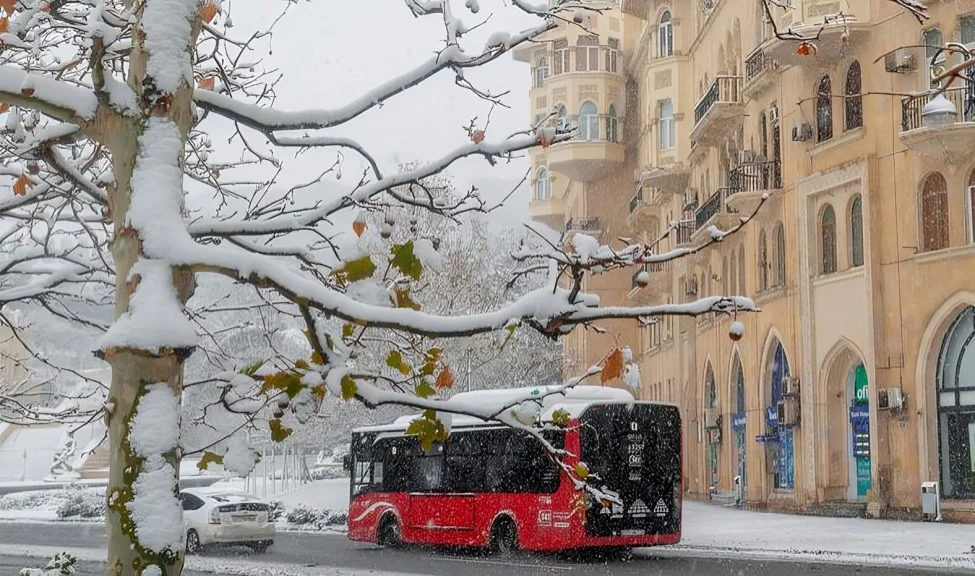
[0,523,964,576]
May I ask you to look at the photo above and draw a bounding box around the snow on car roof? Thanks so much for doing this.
[183,488,264,503]
[353,385,636,434]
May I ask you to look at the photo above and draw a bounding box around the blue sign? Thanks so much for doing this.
[850,404,870,458]
[732,412,746,432]
[755,434,779,443]
[766,406,778,427]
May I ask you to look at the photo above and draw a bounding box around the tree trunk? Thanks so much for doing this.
[101,2,200,574]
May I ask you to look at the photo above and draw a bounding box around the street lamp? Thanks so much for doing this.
[921,93,957,131]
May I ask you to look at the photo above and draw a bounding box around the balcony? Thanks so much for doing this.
[546,115,625,182]
[689,76,744,148]
[726,159,782,213]
[565,216,601,235]
[900,86,975,167]
[629,260,674,303]
[628,190,659,231]
[529,196,566,232]
[743,47,778,98]
[693,187,739,240]
[621,0,651,18]
[637,163,691,197]
[673,219,695,248]
[761,12,869,68]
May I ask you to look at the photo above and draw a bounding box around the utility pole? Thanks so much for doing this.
[466,346,473,392]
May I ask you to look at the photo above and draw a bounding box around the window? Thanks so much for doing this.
[925,27,945,89]
[730,251,738,296]
[961,14,975,46]
[179,493,205,511]
[553,39,570,75]
[821,204,838,274]
[659,99,675,150]
[816,75,833,143]
[659,10,674,57]
[576,35,599,71]
[936,307,975,499]
[758,230,769,291]
[579,101,598,141]
[774,223,786,287]
[921,172,949,252]
[738,245,746,296]
[555,105,570,135]
[533,56,548,88]
[851,195,864,266]
[607,104,619,143]
[606,38,619,73]
[759,111,768,159]
[844,61,862,131]
[535,167,551,200]
[722,256,729,295]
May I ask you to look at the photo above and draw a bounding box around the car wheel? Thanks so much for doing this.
[186,530,203,555]
[249,540,271,554]
[377,515,402,548]
[489,517,518,556]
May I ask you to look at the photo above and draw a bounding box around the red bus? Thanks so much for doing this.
[345,386,682,553]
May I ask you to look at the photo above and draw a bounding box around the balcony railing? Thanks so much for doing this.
[566,216,601,232]
[745,48,774,85]
[695,187,733,230]
[539,44,622,80]
[631,260,674,289]
[728,159,782,197]
[629,191,644,214]
[552,114,624,144]
[902,85,975,131]
[674,219,694,245]
[694,75,742,125]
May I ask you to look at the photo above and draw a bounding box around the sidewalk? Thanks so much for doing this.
[644,500,975,572]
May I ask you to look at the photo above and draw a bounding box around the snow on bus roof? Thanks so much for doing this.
[352,385,635,434]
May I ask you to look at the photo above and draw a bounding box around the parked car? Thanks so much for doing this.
[178,489,275,554]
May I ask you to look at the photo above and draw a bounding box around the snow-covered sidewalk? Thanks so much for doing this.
[647,500,975,571]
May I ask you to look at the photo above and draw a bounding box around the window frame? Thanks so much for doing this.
[774,223,786,287]
[579,101,599,141]
[820,204,838,274]
[850,195,864,267]
[844,61,863,131]
[658,10,674,58]
[659,98,675,150]
[533,56,548,89]
[920,172,950,252]
[758,230,769,291]
[535,167,551,200]
[816,75,833,143]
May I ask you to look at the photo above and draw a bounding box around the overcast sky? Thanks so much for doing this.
[224,0,539,223]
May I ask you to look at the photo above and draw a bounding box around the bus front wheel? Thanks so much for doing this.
[377,515,402,548]
[489,517,518,556]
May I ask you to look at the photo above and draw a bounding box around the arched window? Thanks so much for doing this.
[844,61,862,131]
[722,256,729,295]
[731,352,747,495]
[765,338,794,490]
[738,245,746,296]
[936,306,975,498]
[758,230,769,291]
[850,195,864,267]
[921,172,949,252]
[704,362,719,489]
[535,167,551,200]
[774,223,786,287]
[579,101,598,141]
[555,105,570,135]
[816,75,833,143]
[730,251,738,296]
[821,204,838,274]
[533,57,548,89]
[607,104,619,143]
[659,10,674,58]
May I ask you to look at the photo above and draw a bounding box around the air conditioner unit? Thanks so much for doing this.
[782,376,800,397]
[884,48,917,74]
[769,105,779,124]
[704,408,721,429]
[777,399,799,427]
[792,123,813,142]
[878,387,905,410]
[685,276,698,296]
[738,149,756,165]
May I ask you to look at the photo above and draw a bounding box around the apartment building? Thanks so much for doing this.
[515,0,975,521]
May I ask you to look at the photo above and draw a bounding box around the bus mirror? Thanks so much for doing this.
[342,454,351,471]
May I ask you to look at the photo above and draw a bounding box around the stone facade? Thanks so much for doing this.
[515,0,975,521]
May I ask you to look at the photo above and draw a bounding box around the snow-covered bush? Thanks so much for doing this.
[19,552,76,576]
[56,488,105,519]
[285,504,318,525]
[0,490,62,511]
[283,504,347,529]
[268,500,285,522]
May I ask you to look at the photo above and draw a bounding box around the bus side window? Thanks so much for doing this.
[445,432,481,493]
[412,442,444,492]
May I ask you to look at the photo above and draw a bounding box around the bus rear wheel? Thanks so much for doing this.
[489,517,518,556]
[377,515,402,548]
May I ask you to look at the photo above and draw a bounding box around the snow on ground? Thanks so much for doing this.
[643,500,975,571]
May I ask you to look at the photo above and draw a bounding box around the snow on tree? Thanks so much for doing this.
[0,0,934,574]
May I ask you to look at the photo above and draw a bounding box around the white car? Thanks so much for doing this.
[178,488,276,554]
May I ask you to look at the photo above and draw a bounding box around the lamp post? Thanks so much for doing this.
[921,93,957,131]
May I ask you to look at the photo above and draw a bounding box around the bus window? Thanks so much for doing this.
[412,442,444,492]
[445,432,482,493]
[352,459,374,496]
